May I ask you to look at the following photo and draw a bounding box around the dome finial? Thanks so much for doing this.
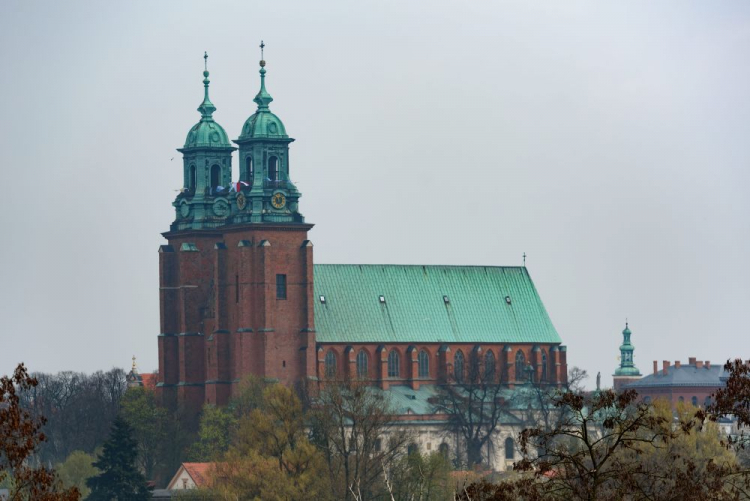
[198,51,217,119]
[254,40,273,110]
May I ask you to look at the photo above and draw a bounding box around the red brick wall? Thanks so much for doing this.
[156,224,315,413]
[316,343,567,390]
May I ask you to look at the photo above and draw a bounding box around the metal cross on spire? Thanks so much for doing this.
[260,40,265,60]
[523,252,527,266]
[204,51,208,71]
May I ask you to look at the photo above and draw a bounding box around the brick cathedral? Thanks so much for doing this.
[156,53,568,414]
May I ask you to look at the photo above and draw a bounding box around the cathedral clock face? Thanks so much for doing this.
[236,192,247,210]
[271,193,286,209]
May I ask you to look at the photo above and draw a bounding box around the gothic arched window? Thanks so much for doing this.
[356,350,369,379]
[388,350,400,378]
[454,350,465,383]
[210,164,221,189]
[541,351,548,382]
[505,437,514,460]
[485,350,496,382]
[325,350,337,379]
[515,351,526,381]
[268,156,279,181]
[418,350,429,378]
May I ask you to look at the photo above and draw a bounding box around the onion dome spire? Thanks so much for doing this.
[198,51,217,119]
[253,41,274,111]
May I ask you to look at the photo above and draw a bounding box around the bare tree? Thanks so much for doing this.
[308,379,411,501]
[433,351,513,469]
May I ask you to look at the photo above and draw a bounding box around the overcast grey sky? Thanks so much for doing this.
[1,0,748,387]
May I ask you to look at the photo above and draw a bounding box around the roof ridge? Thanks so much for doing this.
[315,263,527,269]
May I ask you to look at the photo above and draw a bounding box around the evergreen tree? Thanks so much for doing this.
[86,417,149,501]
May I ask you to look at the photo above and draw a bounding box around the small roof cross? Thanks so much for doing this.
[523,252,527,266]
[260,40,265,60]
[204,51,208,71]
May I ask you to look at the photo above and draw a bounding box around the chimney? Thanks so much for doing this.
[662,360,670,376]
[705,361,711,369]
[696,360,704,369]
[653,361,658,375]
[689,357,697,365]
[675,361,681,369]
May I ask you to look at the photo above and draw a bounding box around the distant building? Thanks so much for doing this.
[126,356,157,391]
[625,358,725,408]
[166,462,214,491]
[612,323,641,391]
[611,325,726,407]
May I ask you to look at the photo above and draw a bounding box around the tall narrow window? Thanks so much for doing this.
[235,274,239,303]
[541,351,548,382]
[691,396,698,407]
[470,353,480,382]
[439,443,449,459]
[276,274,287,299]
[454,351,465,383]
[268,156,278,181]
[210,164,221,189]
[418,350,429,378]
[388,350,400,378]
[325,350,337,378]
[246,156,253,182]
[189,165,197,191]
[485,350,496,382]
[357,350,369,379]
[505,437,514,460]
[515,351,526,381]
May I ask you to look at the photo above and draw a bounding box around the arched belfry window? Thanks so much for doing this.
[325,350,337,378]
[268,156,278,181]
[357,350,369,379]
[454,351,465,383]
[245,156,253,182]
[388,350,400,378]
[418,350,429,378]
[505,437,514,460]
[515,351,526,381]
[210,164,221,189]
[189,165,197,191]
[541,351,548,382]
[485,350,496,382]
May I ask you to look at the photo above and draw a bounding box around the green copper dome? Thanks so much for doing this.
[237,63,288,140]
[184,120,231,148]
[183,60,232,150]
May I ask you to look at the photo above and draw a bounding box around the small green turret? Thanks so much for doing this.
[171,52,237,231]
[613,322,642,391]
[233,41,303,224]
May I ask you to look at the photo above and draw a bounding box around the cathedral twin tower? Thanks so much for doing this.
[157,52,316,410]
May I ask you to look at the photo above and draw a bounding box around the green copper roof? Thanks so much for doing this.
[183,53,231,150]
[614,322,641,376]
[237,61,289,140]
[313,265,562,345]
